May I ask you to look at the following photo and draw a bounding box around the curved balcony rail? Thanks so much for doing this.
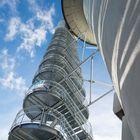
[24,80,93,138]
[44,46,80,70]
[39,53,83,82]
[37,63,82,83]
[33,64,85,97]
[10,106,80,140]
[48,38,78,58]
[33,64,84,93]
[26,80,87,115]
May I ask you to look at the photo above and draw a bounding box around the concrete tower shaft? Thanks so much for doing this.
[62,0,140,139]
[83,1,140,139]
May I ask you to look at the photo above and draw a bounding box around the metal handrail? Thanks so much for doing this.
[24,80,93,138]
[33,65,85,102]
[10,106,80,140]
[40,53,82,79]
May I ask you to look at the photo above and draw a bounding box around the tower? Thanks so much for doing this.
[8,22,93,140]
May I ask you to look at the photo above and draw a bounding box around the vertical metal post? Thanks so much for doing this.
[20,113,25,127]
[89,56,93,103]
[40,107,46,125]
[82,33,87,61]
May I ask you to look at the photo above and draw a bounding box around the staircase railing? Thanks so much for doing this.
[25,80,93,139]
[10,106,80,140]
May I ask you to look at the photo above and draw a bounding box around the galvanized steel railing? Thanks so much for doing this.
[9,26,93,140]
[25,80,93,138]
[10,106,80,140]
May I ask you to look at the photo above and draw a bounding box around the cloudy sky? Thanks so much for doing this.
[0,0,121,140]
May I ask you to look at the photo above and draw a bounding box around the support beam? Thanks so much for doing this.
[89,56,93,103]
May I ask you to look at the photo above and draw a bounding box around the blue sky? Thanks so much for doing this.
[0,0,121,140]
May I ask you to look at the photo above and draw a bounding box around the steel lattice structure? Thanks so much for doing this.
[9,23,93,140]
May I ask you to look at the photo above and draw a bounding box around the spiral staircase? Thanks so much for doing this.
[8,25,93,140]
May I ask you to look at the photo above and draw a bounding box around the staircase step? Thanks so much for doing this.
[77,131,87,139]
[59,108,68,114]
[55,104,65,110]
[73,127,81,133]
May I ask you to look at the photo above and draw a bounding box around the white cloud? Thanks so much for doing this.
[0,72,27,93]
[17,23,47,58]
[0,49,15,70]
[5,17,21,41]
[0,105,22,140]
[89,93,121,140]
[28,0,55,31]
[0,2,56,138]
[5,2,55,58]
[35,4,55,33]
[0,128,9,140]
[0,49,27,95]
[94,135,119,140]
[0,0,19,14]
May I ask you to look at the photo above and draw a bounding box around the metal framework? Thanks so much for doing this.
[9,26,93,140]
[77,32,114,108]
[8,22,113,140]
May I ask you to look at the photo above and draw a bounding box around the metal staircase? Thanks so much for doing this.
[8,25,93,140]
